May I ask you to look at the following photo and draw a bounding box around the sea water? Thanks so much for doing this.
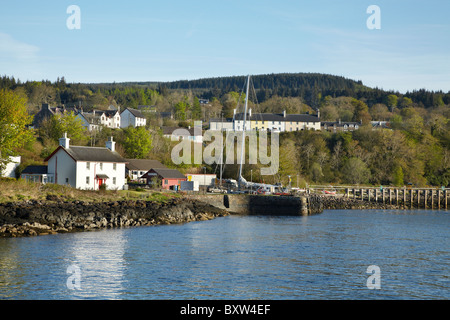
[0,209,448,300]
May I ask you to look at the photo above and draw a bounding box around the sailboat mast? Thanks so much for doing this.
[238,75,250,190]
[219,112,223,187]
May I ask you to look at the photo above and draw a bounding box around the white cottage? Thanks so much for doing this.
[44,134,127,190]
[120,108,147,128]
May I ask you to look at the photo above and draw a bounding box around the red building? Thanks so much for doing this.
[141,168,187,190]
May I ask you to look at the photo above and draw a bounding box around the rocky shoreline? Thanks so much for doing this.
[0,198,229,238]
[0,194,406,238]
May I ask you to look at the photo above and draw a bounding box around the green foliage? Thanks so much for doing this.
[174,98,189,121]
[342,157,371,185]
[38,111,88,145]
[122,126,153,159]
[0,89,34,171]
[392,166,404,186]
[191,97,202,120]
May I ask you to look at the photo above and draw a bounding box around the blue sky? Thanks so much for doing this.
[0,0,449,93]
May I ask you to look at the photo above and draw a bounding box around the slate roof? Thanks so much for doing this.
[144,168,186,179]
[21,165,48,174]
[162,126,202,136]
[45,146,127,163]
[126,159,167,171]
[122,108,145,118]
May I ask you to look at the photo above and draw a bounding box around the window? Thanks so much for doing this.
[86,177,90,184]
[113,163,117,170]
[86,162,90,170]
[164,179,168,185]
[99,163,103,170]
[65,178,69,184]
[113,177,116,185]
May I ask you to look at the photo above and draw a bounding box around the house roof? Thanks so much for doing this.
[122,108,145,118]
[126,159,167,171]
[321,121,360,127]
[145,168,186,180]
[234,112,320,122]
[162,126,202,136]
[45,146,127,163]
[21,165,48,174]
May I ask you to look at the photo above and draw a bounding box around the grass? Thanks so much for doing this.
[0,178,181,204]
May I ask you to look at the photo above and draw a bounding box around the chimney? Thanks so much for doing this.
[283,110,286,118]
[249,108,252,117]
[106,136,116,152]
[59,132,70,148]
[317,110,320,119]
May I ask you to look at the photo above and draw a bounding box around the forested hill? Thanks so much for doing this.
[146,72,449,108]
[1,72,449,109]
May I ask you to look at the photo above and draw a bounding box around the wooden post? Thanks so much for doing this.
[424,190,427,209]
[445,190,448,210]
[417,190,420,208]
[375,189,378,202]
[361,188,364,201]
[368,188,371,202]
[438,190,441,210]
[431,190,434,209]
[353,188,356,199]
[396,189,399,206]
[403,188,406,206]
[382,189,385,204]
[346,188,350,198]
[389,189,392,205]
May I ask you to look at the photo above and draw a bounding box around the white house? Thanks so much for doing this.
[75,109,121,130]
[44,134,127,190]
[76,112,101,131]
[99,109,121,129]
[1,156,21,178]
[120,108,147,128]
[209,118,234,131]
[162,123,203,144]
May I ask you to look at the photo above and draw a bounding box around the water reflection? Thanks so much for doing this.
[64,229,128,299]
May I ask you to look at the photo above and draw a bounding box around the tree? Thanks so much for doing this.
[0,89,34,171]
[351,99,371,124]
[38,112,88,145]
[386,94,398,111]
[174,98,189,121]
[191,97,202,120]
[122,126,153,159]
[392,166,404,186]
[342,157,371,184]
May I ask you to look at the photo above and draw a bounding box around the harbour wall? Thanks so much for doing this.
[187,194,323,216]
